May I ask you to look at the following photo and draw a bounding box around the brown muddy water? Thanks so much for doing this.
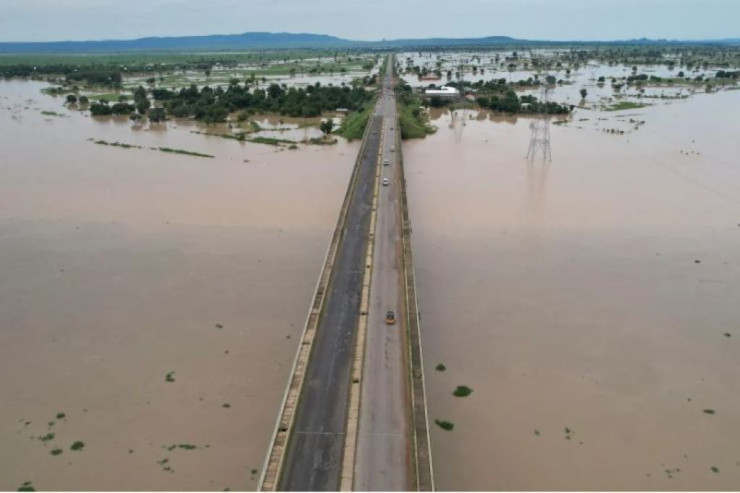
[405,92,740,490]
[0,80,357,491]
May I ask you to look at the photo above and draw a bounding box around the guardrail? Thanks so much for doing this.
[396,126,435,491]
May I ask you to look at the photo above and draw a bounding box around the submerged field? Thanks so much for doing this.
[2,45,740,490]
[0,78,358,490]
[405,81,740,489]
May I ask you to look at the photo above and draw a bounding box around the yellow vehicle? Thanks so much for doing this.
[385,310,396,325]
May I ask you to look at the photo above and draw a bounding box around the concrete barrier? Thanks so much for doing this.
[396,128,435,491]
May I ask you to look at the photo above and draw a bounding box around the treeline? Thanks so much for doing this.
[474,91,573,114]
[0,64,123,86]
[716,70,740,79]
[150,82,373,123]
[396,84,436,139]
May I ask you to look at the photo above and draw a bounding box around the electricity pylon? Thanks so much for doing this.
[526,83,552,162]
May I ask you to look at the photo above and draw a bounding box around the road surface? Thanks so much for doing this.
[353,57,411,491]
[278,97,385,492]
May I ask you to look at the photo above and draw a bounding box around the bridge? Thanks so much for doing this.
[258,55,434,491]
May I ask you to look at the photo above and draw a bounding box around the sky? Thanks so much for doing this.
[0,0,737,43]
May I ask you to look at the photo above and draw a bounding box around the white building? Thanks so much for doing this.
[423,86,460,98]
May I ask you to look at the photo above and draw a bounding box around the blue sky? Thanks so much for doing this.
[0,0,737,42]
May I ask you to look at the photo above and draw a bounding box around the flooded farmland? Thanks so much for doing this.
[0,79,357,491]
[404,90,740,489]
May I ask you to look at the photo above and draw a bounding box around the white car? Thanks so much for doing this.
[390,145,396,152]
[383,159,390,166]
[382,178,390,186]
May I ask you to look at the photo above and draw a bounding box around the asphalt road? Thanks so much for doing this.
[354,62,411,491]
[278,108,385,490]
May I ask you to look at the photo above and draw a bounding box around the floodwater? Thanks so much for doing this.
[404,91,740,490]
[0,79,357,490]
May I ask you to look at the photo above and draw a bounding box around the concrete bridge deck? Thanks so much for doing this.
[259,55,433,492]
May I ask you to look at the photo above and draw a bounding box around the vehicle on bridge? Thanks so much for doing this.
[382,177,389,186]
[384,159,390,166]
[385,310,396,325]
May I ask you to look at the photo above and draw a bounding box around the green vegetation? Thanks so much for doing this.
[153,82,372,124]
[534,430,541,436]
[606,101,649,111]
[564,427,574,440]
[177,444,197,450]
[165,371,176,383]
[70,440,85,451]
[50,447,63,456]
[17,482,35,492]
[711,466,720,473]
[158,147,214,158]
[703,409,715,414]
[40,110,60,116]
[337,104,373,140]
[397,84,436,139]
[724,332,731,338]
[247,136,290,146]
[94,139,140,149]
[435,363,446,371]
[222,403,231,408]
[38,432,55,442]
[435,419,454,431]
[55,412,66,420]
[452,385,473,397]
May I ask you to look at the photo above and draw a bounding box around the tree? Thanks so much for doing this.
[136,97,151,115]
[66,94,77,104]
[319,119,334,135]
[580,88,588,99]
[149,107,166,123]
[78,95,89,105]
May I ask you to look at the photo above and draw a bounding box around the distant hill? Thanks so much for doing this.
[0,32,354,53]
[0,31,738,53]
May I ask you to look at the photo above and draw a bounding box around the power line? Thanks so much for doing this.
[526,82,552,162]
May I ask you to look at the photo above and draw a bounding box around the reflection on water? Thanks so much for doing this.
[405,89,740,490]
[526,159,550,217]
[0,79,357,490]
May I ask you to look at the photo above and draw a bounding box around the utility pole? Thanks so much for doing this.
[526,82,552,162]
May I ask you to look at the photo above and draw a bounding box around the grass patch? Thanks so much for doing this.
[70,440,85,451]
[17,482,35,492]
[534,430,541,436]
[434,419,454,431]
[222,403,231,408]
[435,363,446,371]
[399,104,435,139]
[55,412,66,420]
[38,432,55,442]
[711,466,720,473]
[50,448,63,456]
[452,385,473,397]
[724,332,731,338]
[40,110,61,117]
[165,371,176,383]
[337,105,373,140]
[605,101,649,111]
[157,147,214,158]
[94,139,141,149]
[178,444,197,450]
[703,409,715,414]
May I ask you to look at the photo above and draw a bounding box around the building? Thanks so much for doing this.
[422,86,460,98]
